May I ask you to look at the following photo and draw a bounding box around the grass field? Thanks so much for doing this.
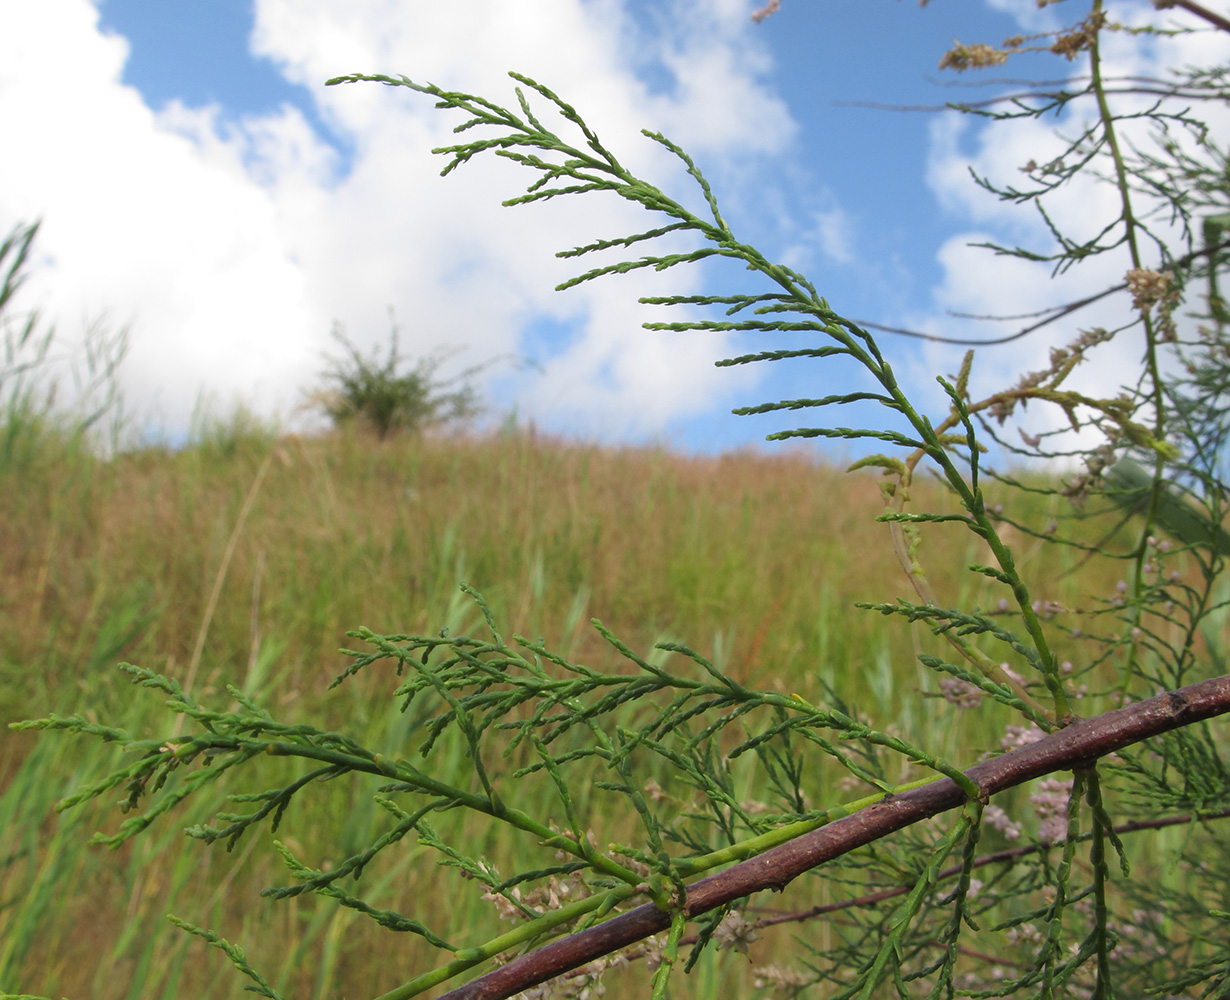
[0,414,1137,999]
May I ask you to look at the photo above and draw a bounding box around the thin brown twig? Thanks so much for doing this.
[836,82,1228,113]
[750,0,1230,36]
[855,238,1230,346]
[1157,0,1230,33]
[852,286,1119,347]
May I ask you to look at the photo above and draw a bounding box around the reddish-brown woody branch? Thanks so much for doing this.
[433,674,1230,1000]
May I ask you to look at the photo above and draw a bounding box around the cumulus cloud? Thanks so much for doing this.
[0,2,326,433]
[0,0,798,442]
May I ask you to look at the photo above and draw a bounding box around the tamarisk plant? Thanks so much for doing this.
[13,5,1230,998]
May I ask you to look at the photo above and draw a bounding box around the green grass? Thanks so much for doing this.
[0,415,1122,999]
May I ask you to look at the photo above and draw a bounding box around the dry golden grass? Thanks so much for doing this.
[0,422,1130,999]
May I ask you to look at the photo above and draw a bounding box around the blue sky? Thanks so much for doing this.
[0,0,1205,454]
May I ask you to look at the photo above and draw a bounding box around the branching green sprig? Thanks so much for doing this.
[164,915,284,1000]
[926,801,985,1000]
[364,70,1077,723]
[845,811,974,1000]
[337,587,990,814]
[861,601,1057,729]
[17,586,1013,999]
[325,71,746,288]
[328,69,1071,724]
[270,837,457,945]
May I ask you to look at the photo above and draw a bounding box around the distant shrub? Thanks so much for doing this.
[309,317,481,440]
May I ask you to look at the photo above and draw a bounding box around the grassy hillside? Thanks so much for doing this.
[0,418,1118,999]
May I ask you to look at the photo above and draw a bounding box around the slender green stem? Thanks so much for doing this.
[191,734,649,890]
[1090,0,1170,695]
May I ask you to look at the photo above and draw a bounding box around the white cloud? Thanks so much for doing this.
[984,0,1066,34]
[0,0,798,442]
[812,206,855,266]
[0,2,324,432]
